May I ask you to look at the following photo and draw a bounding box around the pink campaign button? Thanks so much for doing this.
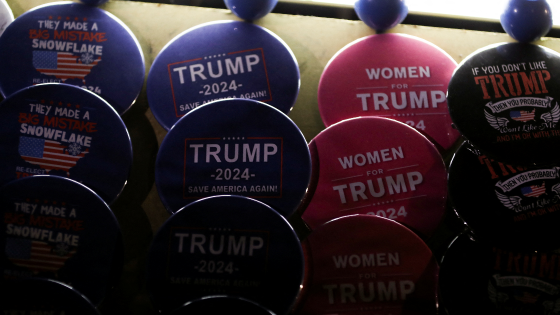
[318,33,459,150]
[300,117,447,238]
[295,215,439,315]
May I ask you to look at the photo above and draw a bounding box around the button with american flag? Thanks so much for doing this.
[448,43,560,165]
[448,141,560,251]
[440,233,560,315]
[0,175,123,306]
[0,83,132,205]
[0,1,144,115]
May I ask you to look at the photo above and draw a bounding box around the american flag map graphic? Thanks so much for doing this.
[510,109,536,122]
[521,183,547,198]
[18,136,88,175]
[32,50,101,83]
[513,290,540,304]
[5,238,76,274]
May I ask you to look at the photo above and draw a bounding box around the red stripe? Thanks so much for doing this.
[56,64,95,69]
[42,152,84,162]
[42,150,86,159]
[44,142,66,149]
[36,68,92,75]
[11,259,64,266]
[525,187,546,197]
[12,257,66,265]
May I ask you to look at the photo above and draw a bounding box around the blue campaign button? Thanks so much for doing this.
[146,195,303,315]
[4,278,100,315]
[0,175,123,306]
[147,20,300,130]
[155,98,311,217]
[0,83,132,204]
[0,2,144,115]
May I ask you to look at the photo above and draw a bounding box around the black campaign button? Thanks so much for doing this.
[448,141,560,250]
[440,233,560,315]
[448,43,560,165]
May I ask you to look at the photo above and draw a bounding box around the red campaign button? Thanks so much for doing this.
[296,215,438,315]
[318,33,459,150]
[301,117,447,238]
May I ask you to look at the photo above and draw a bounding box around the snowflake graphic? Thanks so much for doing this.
[67,142,83,156]
[80,52,94,64]
[53,242,70,256]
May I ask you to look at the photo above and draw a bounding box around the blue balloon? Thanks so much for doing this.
[500,0,553,42]
[354,0,408,31]
[224,0,278,21]
[78,0,109,6]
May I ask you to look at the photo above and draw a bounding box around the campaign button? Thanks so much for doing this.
[146,195,303,315]
[296,214,438,314]
[301,117,447,238]
[439,232,560,314]
[0,175,123,306]
[318,33,459,150]
[3,278,100,315]
[448,141,560,250]
[0,2,145,115]
[448,43,560,165]
[0,83,132,204]
[155,98,310,217]
[147,20,299,130]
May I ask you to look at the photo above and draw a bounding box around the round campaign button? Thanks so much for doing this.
[171,296,273,315]
[0,0,14,37]
[3,278,100,315]
[300,117,447,238]
[440,232,560,315]
[146,195,304,315]
[0,175,123,306]
[147,20,300,130]
[0,1,145,115]
[0,83,132,204]
[318,33,459,150]
[296,215,438,315]
[155,98,311,217]
[448,141,560,250]
[448,43,560,165]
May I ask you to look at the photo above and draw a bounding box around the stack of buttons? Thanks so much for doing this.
[0,0,142,310]
[296,1,450,313]
[442,1,560,313]
[146,2,309,313]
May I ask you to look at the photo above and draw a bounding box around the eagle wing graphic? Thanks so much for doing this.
[496,191,522,209]
[552,183,560,195]
[485,111,509,130]
[541,104,560,124]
